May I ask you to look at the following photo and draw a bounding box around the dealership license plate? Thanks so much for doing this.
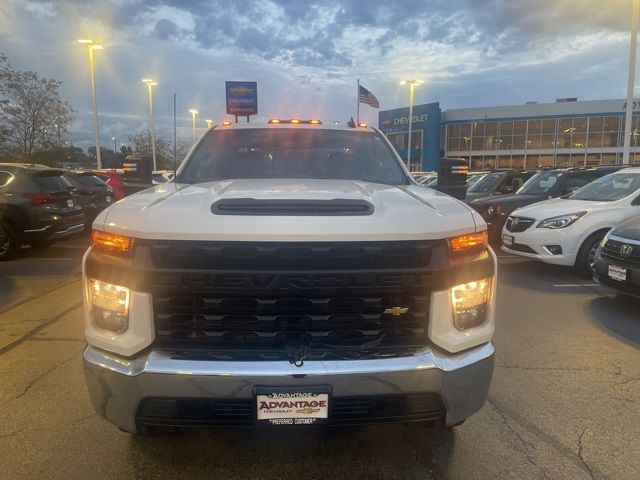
[608,264,627,282]
[66,199,74,207]
[105,196,112,203]
[256,392,329,425]
[502,234,514,246]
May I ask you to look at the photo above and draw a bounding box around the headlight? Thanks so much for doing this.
[88,279,130,334]
[451,278,490,331]
[536,211,587,229]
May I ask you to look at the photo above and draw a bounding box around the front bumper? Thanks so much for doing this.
[500,226,577,266]
[83,342,495,432]
[593,250,640,297]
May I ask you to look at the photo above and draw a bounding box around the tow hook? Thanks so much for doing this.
[285,343,308,367]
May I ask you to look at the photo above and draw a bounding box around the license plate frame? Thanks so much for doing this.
[253,385,331,425]
[502,234,514,246]
[608,264,627,282]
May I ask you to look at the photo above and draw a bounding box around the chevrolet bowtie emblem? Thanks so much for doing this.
[296,407,320,415]
[384,306,409,316]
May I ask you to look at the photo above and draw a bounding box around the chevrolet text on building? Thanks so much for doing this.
[82,119,496,432]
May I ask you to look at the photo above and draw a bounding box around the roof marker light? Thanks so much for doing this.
[290,119,301,124]
[310,119,321,124]
[268,118,281,124]
[358,122,367,128]
[221,120,232,126]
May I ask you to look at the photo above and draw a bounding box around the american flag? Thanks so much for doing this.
[358,84,379,108]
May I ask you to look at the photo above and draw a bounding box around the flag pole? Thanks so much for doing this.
[357,78,360,124]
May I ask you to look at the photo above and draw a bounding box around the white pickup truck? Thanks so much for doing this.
[82,119,496,433]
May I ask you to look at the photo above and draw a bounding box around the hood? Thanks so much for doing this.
[465,191,495,202]
[509,197,610,220]
[611,214,640,240]
[94,179,480,241]
[469,193,548,214]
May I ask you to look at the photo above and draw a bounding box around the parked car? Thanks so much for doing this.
[593,215,640,297]
[63,171,114,230]
[0,163,85,260]
[502,167,640,275]
[465,170,537,202]
[469,166,624,242]
[89,169,125,199]
[152,170,174,184]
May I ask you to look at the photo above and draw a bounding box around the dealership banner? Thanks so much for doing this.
[225,81,258,116]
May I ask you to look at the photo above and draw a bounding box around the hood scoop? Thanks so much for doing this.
[211,198,375,216]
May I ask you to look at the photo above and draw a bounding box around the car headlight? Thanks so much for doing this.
[536,211,587,229]
[88,279,130,334]
[451,278,490,331]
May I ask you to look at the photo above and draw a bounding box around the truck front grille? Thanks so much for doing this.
[148,240,437,359]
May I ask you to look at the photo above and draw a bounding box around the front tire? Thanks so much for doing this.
[576,231,607,277]
[0,221,20,261]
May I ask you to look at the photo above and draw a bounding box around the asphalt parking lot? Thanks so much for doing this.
[0,240,639,480]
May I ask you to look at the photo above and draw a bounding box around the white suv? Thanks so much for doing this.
[502,167,640,275]
[82,120,497,433]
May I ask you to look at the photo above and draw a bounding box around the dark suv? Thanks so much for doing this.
[464,170,537,202]
[0,163,85,260]
[63,171,114,230]
[468,166,624,242]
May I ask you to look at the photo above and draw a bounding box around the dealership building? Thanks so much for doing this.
[378,98,640,172]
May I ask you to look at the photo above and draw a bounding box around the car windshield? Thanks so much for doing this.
[516,171,564,195]
[74,174,107,187]
[467,173,501,193]
[178,128,408,185]
[467,174,485,189]
[568,172,640,201]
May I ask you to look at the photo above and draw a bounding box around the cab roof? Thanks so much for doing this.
[211,121,374,132]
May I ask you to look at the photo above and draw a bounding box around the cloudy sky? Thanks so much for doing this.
[0,0,637,150]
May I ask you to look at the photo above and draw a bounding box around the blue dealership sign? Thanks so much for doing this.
[226,81,258,116]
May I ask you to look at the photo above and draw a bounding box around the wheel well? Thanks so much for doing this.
[0,206,28,233]
[576,227,610,263]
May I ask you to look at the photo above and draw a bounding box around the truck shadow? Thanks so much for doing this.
[587,295,640,348]
[127,424,455,479]
[498,260,588,294]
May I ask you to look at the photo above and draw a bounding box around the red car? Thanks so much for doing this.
[89,169,125,200]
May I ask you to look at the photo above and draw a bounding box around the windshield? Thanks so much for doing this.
[517,171,565,195]
[179,128,408,185]
[569,172,640,201]
[467,173,501,193]
[467,174,485,189]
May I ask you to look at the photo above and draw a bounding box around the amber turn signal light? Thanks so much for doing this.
[448,231,488,253]
[221,120,232,126]
[92,230,134,253]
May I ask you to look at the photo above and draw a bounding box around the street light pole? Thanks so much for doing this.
[623,0,640,165]
[400,80,423,169]
[79,39,103,169]
[189,109,199,144]
[142,79,158,170]
[112,137,117,153]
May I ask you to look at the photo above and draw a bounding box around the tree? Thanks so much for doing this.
[127,129,174,169]
[0,54,74,159]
